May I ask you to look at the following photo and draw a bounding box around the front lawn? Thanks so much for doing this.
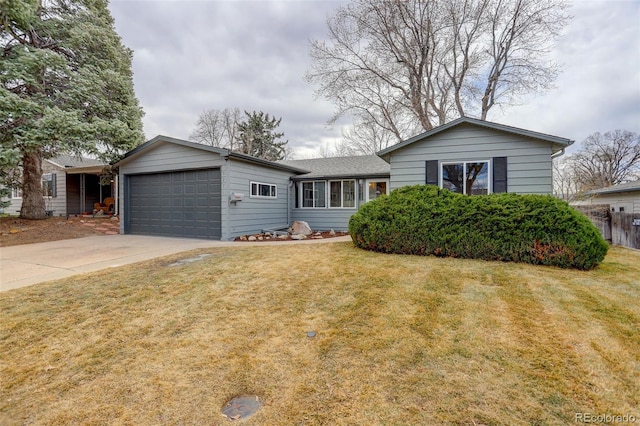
[1,243,638,424]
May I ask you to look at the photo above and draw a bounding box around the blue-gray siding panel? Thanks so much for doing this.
[387,124,554,194]
[226,159,295,239]
[292,209,356,231]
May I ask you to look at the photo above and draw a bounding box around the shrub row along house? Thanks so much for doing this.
[114,117,573,240]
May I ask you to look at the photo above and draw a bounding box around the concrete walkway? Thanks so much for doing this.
[0,234,351,292]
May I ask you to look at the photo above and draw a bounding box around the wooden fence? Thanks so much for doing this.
[575,205,640,249]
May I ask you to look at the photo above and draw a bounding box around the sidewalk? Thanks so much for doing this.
[0,234,351,292]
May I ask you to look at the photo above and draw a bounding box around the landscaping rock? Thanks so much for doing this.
[248,235,257,241]
[329,229,336,236]
[290,234,307,240]
[290,221,312,236]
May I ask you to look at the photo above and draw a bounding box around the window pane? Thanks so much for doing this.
[315,182,325,207]
[368,181,387,200]
[343,180,355,207]
[442,164,464,193]
[42,174,53,197]
[260,184,271,197]
[251,183,257,196]
[330,181,341,208]
[302,182,314,207]
[270,185,276,197]
[466,162,488,195]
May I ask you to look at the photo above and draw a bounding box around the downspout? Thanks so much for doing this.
[114,175,119,217]
[287,180,293,226]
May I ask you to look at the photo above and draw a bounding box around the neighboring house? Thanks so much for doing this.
[3,154,112,216]
[116,117,573,240]
[573,180,640,214]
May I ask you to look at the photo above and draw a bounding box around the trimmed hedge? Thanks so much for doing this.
[348,185,608,270]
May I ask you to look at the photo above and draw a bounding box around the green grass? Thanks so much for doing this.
[1,243,639,425]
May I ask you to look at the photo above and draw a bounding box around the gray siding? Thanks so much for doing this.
[226,159,295,239]
[292,209,356,231]
[388,124,554,194]
[118,141,228,236]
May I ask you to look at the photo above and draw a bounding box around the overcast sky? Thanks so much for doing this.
[108,0,640,159]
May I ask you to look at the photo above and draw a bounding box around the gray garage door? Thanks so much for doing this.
[128,169,221,239]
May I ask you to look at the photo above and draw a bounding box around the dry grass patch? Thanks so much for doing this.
[1,244,639,425]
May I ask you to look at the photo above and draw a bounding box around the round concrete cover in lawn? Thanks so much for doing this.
[221,395,261,421]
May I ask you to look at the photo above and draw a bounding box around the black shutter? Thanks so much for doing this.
[51,173,57,198]
[493,157,507,193]
[425,160,439,186]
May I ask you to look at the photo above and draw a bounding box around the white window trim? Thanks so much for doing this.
[300,181,326,209]
[250,181,277,199]
[365,179,389,202]
[329,179,357,209]
[439,160,492,195]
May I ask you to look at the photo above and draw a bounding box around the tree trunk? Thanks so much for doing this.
[20,149,47,220]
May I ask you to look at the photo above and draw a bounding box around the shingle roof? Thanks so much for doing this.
[587,180,640,195]
[279,155,390,179]
[49,154,105,168]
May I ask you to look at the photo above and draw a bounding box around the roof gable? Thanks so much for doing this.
[377,117,573,157]
[116,135,309,174]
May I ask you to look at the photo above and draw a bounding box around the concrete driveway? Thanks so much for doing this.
[0,234,351,292]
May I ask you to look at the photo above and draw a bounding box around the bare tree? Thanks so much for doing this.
[341,118,399,155]
[190,107,241,149]
[566,130,640,193]
[553,157,580,201]
[307,0,569,147]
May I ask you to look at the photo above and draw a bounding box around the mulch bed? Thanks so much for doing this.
[0,215,120,247]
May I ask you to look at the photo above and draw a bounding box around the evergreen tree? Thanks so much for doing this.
[235,111,288,161]
[0,0,144,219]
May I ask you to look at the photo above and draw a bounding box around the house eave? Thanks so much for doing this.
[377,116,574,157]
[291,173,391,181]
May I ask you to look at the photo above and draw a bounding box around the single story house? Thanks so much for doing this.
[3,154,114,216]
[573,180,640,214]
[116,117,573,240]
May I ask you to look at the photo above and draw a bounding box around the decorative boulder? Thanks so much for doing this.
[290,221,312,236]
[290,234,307,240]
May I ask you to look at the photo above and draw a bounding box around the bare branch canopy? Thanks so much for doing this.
[306,0,570,153]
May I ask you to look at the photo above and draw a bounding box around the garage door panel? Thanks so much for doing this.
[128,169,221,239]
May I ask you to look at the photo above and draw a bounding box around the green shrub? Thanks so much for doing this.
[349,185,609,270]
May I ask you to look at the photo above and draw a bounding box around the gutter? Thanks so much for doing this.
[551,147,566,159]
